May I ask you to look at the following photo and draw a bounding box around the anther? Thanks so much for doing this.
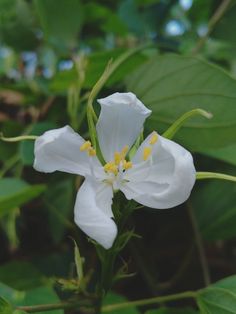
[149,132,158,145]
[104,162,118,175]
[114,152,122,165]
[80,141,91,151]
[143,147,152,161]
[123,160,133,170]
[88,148,96,156]
[121,145,129,158]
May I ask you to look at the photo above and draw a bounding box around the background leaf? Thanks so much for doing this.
[0,296,13,314]
[126,54,236,151]
[0,261,46,290]
[192,180,236,241]
[0,178,45,215]
[33,0,83,50]
[197,275,236,314]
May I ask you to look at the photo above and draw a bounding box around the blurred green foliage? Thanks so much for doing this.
[1,0,236,313]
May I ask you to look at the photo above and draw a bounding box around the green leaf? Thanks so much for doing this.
[0,0,38,51]
[145,307,198,314]
[197,275,236,314]
[192,181,236,241]
[16,286,63,314]
[33,0,83,50]
[102,292,140,314]
[0,283,62,314]
[0,178,45,215]
[126,54,236,151]
[20,121,57,165]
[45,179,73,244]
[0,296,13,314]
[201,143,236,166]
[0,261,46,290]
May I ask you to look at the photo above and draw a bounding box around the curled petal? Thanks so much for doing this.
[96,92,151,162]
[74,178,117,249]
[34,126,102,177]
[122,134,196,209]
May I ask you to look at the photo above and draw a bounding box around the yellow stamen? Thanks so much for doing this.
[121,145,129,158]
[123,160,133,170]
[80,141,91,151]
[88,148,96,156]
[104,162,118,175]
[149,132,158,145]
[114,152,122,165]
[143,146,152,161]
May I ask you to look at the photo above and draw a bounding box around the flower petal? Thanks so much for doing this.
[34,126,102,177]
[121,134,196,209]
[74,177,117,249]
[96,92,151,162]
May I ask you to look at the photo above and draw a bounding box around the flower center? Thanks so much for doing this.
[103,145,133,176]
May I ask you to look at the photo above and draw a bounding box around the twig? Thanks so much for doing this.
[16,290,197,313]
[192,0,232,54]
[102,291,197,312]
[187,202,211,286]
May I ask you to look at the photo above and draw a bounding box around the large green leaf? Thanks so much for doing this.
[0,0,38,51]
[0,261,46,290]
[33,0,83,50]
[126,54,236,151]
[192,180,236,241]
[197,275,236,313]
[0,178,45,215]
[0,282,62,314]
[16,286,63,314]
[0,296,13,314]
[201,143,236,166]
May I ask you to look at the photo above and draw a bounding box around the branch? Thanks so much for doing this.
[187,202,210,286]
[192,0,232,54]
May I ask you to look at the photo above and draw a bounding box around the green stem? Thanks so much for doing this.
[16,290,197,313]
[192,0,232,54]
[196,171,236,183]
[102,291,197,312]
[0,154,20,178]
[187,202,210,286]
[16,299,92,313]
[0,134,38,142]
[162,109,212,140]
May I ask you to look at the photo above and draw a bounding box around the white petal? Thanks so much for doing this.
[74,178,117,249]
[121,134,196,209]
[34,126,102,176]
[96,92,151,162]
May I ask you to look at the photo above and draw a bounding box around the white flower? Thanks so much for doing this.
[34,92,196,249]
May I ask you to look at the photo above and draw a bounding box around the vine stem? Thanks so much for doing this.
[16,299,92,313]
[192,0,232,54]
[187,202,210,286]
[196,171,236,183]
[16,290,197,313]
[101,291,197,312]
